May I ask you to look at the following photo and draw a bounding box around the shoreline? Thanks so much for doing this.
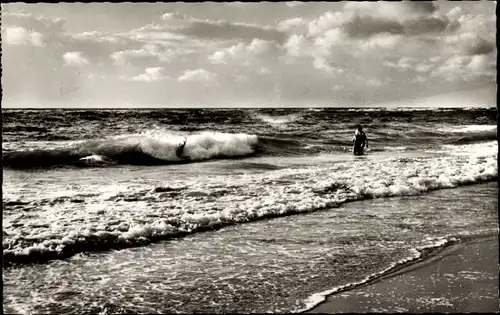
[306,235,499,313]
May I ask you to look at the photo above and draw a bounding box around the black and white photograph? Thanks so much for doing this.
[2,1,498,313]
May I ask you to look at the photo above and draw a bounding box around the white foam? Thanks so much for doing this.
[383,146,408,151]
[179,132,258,160]
[295,236,455,313]
[79,155,114,166]
[88,131,259,162]
[3,142,497,265]
[80,155,106,162]
[434,141,498,156]
[255,114,300,125]
[438,125,497,133]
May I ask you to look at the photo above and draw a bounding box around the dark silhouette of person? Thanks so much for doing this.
[352,125,368,155]
[175,137,188,160]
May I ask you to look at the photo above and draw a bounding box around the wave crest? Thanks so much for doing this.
[254,113,301,125]
[3,131,260,169]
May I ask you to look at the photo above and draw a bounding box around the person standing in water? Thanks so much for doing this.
[352,125,368,155]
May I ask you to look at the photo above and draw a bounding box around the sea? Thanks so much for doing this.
[2,107,498,314]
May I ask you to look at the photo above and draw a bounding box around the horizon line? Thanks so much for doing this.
[1,106,497,110]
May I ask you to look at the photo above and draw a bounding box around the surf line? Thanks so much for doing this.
[296,237,461,313]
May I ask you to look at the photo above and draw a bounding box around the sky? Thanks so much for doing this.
[1,1,497,108]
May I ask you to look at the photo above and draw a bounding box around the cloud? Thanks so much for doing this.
[340,12,454,39]
[111,44,160,65]
[307,11,344,37]
[411,75,427,83]
[342,15,404,38]
[184,20,285,43]
[63,51,90,66]
[1,11,64,30]
[4,26,44,46]
[126,27,188,43]
[315,2,455,40]
[382,57,418,71]
[404,15,454,35]
[224,2,252,8]
[467,54,493,74]
[284,34,311,58]
[431,54,495,82]
[128,67,170,82]
[285,2,306,9]
[277,17,308,32]
[453,9,495,37]
[208,38,280,66]
[344,1,438,22]
[161,11,188,21]
[415,63,433,73]
[137,12,286,43]
[282,1,487,84]
[2,2,495,108]
[3,11,138,67]
[1,11,65,45]
[110,43,181,67]
[178,69,217,82]
[2,12,89,104]
[257,67,271,75]
[431,55,470,81]
[248,38,276,54]
[445,32,495,56]
[71,31,127,44]
[63,30,147,67]
[366,78,385,87]
[208,50,230,65]
[359,33,403,50]
[312,58,346,75]
[446,6,463,20]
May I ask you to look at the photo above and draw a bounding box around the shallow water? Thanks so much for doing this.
[3,182,497,314]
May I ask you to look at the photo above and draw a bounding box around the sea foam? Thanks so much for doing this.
[3,142,497,266]
[296,236,459,313]
[3,131,260,168]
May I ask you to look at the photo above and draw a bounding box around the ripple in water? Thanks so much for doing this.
[3,183,497,314]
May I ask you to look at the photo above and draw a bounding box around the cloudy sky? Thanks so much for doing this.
[1,1,496,108]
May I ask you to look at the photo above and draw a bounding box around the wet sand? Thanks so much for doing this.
[307,235,499,313]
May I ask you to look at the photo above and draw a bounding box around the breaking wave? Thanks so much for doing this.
[4,124,496,169]
[255,113,301,125]
[2,131,266,169]
[3,146,497,266]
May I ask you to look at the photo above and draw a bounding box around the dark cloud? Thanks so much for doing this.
[133,15,287,43]
[342,15,404,38]
[339,1,459,39]
[179,20,286,43]
[341,12,458,39]
[463,36,495,55]
[404,16,450,35]
[405,1,438,15]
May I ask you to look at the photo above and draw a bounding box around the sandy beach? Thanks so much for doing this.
[307,235,499,313]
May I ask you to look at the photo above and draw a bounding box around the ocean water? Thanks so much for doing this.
[2,108,498,313]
